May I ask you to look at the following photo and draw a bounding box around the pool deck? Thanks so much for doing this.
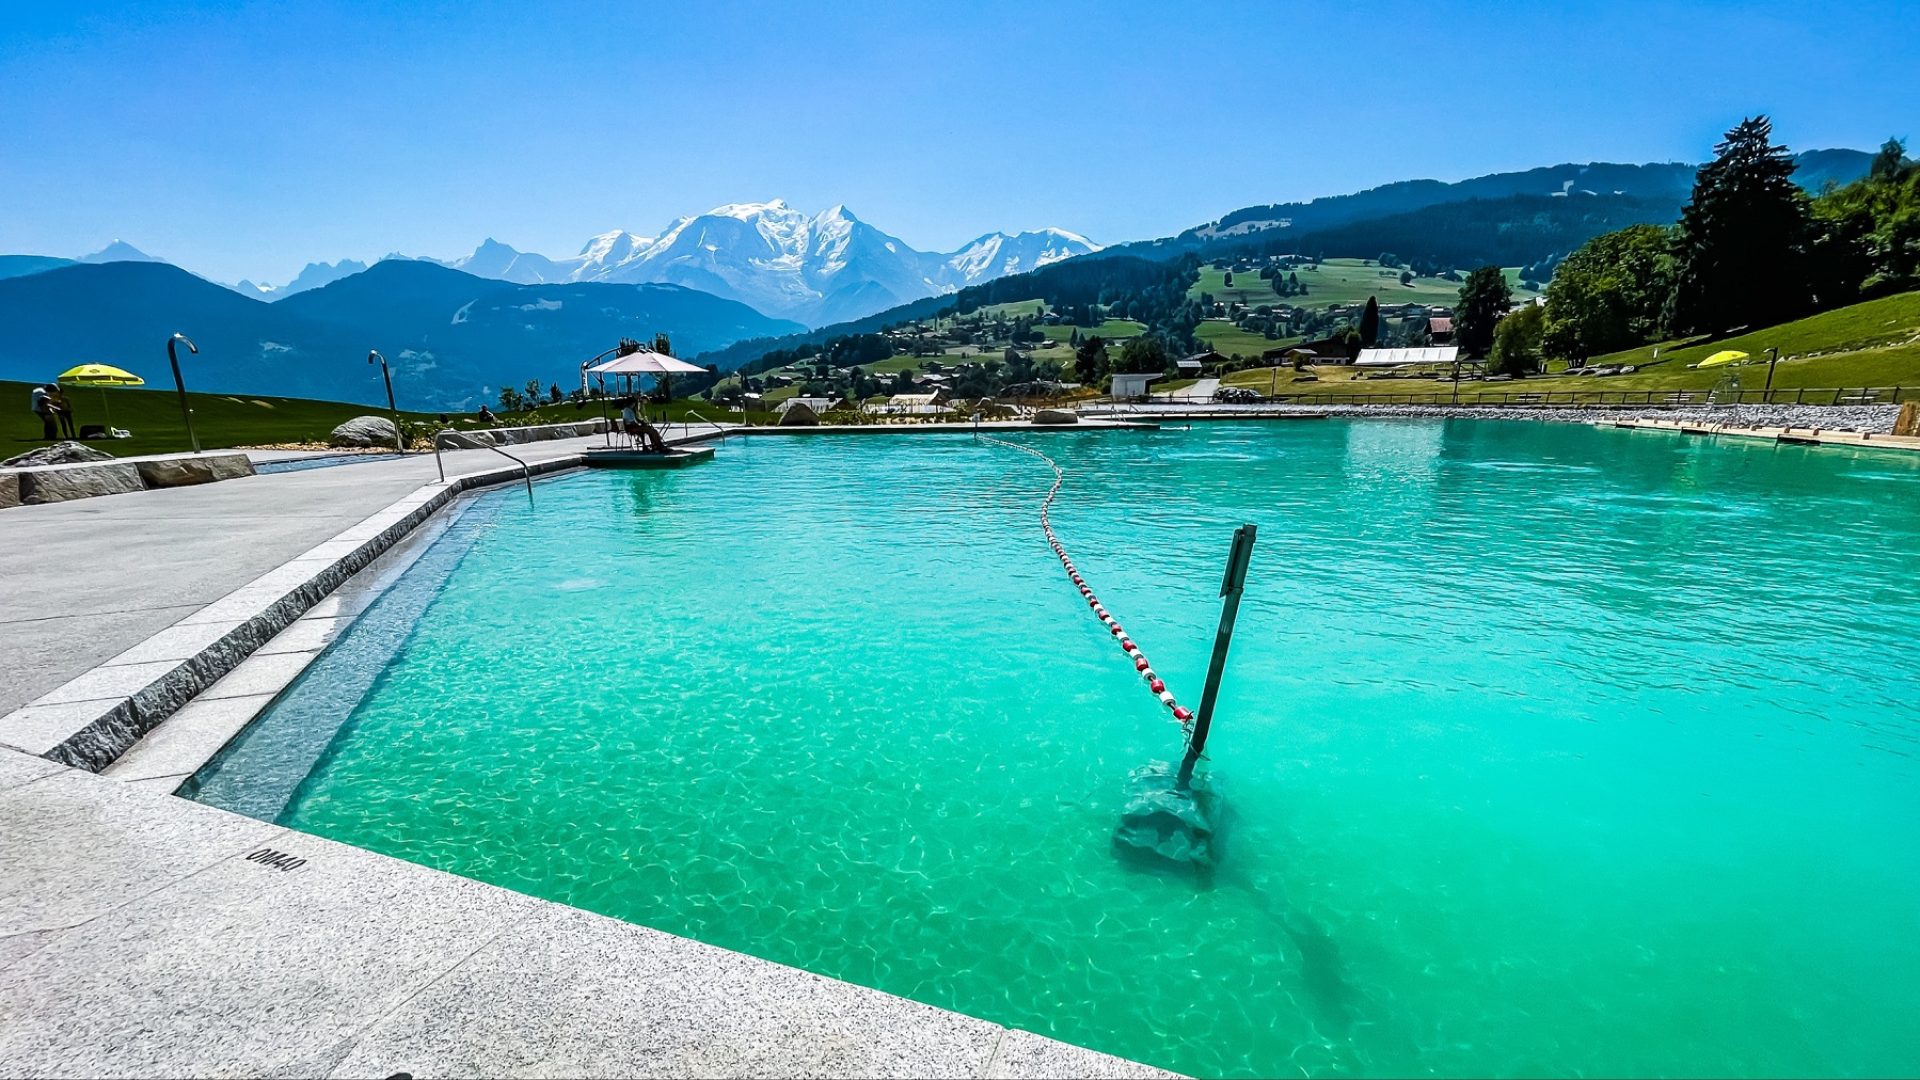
[0,746,1172,1079]
[0,421,1178,1079]
[1608,416,1920,451]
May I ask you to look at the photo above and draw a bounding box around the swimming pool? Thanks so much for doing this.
[186,420,1920,1078]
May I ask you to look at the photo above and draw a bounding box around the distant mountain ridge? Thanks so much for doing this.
[230,201,1100,326]
[0,260,800,408]
[1110,150,1873,261]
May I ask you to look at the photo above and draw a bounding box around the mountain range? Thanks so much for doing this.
[0,260,799,408]
[1108,150,1871,261]
[235,201,1099,327]
[2,147,1878,406]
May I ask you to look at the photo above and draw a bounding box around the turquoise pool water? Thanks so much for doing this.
[188,420,1920,1077]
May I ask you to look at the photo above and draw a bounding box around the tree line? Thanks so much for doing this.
[1532,118,1916,367]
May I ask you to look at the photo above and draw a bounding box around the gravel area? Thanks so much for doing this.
[1119,402,1903,433]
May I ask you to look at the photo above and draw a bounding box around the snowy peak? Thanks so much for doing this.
[546,202,1098,325]
[200,203,1097,323]
[942,228,1102,284]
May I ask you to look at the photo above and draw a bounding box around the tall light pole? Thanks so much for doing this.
[167,332,200,453]
[367,350,405,452]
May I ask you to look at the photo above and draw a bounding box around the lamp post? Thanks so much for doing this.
[1763,347,1781,402]
[167,332,200,453]
[367,350,404,452]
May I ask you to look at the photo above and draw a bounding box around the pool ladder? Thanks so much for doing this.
[429,429,535,500]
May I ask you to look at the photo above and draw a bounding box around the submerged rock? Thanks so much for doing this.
[1112,761,1221,871]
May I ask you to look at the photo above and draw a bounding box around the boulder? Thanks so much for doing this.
[1111,762,1221,872]
[2,440,115,468]
[777,402,820,427]
[19,462,145,504]
[328,415,401,448]
[135,452,256,488]
[436,430,496,449]
[1896,401,1919,438]
[0,472,20,509]
[1031,409,1079,426]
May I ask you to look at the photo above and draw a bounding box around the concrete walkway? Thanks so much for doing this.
[0,747,1171,1079]
[0,433,667,715]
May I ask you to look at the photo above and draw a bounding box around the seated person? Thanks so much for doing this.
[620,401,668,453]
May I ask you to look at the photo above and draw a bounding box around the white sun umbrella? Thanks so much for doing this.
[588,350,707,422]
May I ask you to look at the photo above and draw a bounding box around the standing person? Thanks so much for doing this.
[30,384,57,440]
[48,384,77,438]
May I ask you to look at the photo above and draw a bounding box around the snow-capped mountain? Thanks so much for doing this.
[430,202,1099,326]
[191,202,1099,324]
[942,227,1098,286]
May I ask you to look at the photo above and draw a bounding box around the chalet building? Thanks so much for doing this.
[1427,317,1455,344]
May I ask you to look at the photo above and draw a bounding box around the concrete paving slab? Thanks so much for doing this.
[33,659,182,705]
[0,809,541,1080]
[255,616,346,655]
[0,747,65,791]
[328,903,1003,1080]
[195,651,318,700]
[102,694,275,782]
[0,435,607,714]
[0,699,128,757]
[0,769,276,936]
[103,620,237,666]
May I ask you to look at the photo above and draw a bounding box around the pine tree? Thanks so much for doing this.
[1665,116,1812,336]
[1455,266,1513,358]
[1359,296,1381,348]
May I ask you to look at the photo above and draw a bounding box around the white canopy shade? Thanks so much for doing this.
[588,350,705,375]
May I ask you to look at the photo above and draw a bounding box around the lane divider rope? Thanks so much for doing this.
[979,433,1194,734]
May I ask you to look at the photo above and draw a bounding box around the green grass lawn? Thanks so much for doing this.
[974,299,1049,320]
[1038,318,1144,344]
[2,380,449,457]
[1190,258,1540,311]
[1,379,768,458]
[1216,289,1920,402]
[1195,321,1298,358]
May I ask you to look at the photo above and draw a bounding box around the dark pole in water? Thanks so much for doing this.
[1181,523,1256,784]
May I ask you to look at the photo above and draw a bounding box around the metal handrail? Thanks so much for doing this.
[430,429,534,500]
[674,407,738,440]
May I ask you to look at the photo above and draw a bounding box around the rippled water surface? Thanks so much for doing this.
[190,421,1920,1077]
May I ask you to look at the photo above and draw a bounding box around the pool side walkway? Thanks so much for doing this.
[0,747,1172,1079]
[0,433,633,716]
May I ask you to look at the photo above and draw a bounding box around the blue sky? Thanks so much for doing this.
[2,0,1912,284]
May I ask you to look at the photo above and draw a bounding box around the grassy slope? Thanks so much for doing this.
[2,379,761,457]
[1219,290,1920,400]
[1189,259,1540,310]
[2,380,446,456]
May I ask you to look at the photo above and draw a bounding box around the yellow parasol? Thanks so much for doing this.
[1697,350,1750,369]
[57,363,145,429]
